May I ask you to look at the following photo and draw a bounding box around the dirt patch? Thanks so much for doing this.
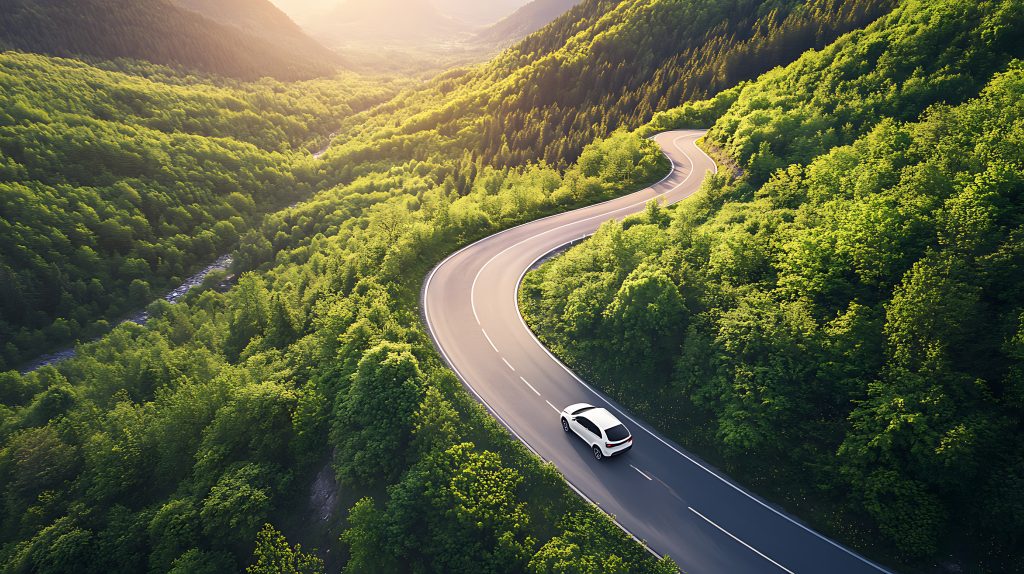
[310,462,341,524]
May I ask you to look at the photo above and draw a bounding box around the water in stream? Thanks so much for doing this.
[19,255,234,373]
[18,133,334,374]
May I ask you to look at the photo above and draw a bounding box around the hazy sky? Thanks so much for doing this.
[269,0,532,25]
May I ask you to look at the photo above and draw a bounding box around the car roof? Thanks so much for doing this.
[580,407,624,431]
[565,402,594,415]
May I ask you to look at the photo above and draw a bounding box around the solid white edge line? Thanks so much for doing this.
[421,132,705,568]
[630,464,653,481]
[481,328,499,353]
[423,290,665,564]
[506,137,894,574]
[466,130,693,327]
[469,133,694,321]
[520,376,541,396]
[689,507,796,574]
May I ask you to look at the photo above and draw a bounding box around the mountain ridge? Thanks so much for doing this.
[474,0,583,46]
[0,0,339,80]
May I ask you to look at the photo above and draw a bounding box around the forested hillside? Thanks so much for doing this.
[0,0,339,80]
[4,0,1016,571]
[521,0,1024,570]
[323,0,895,172]
[0,53,401,371]
[0,121,675,572]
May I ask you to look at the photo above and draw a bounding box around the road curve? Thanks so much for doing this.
[422,130,893,574]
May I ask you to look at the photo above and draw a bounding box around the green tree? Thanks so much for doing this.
[224,274,270,361]
[603,264,686,381]
[200,463,275,549]
[331,342,424,485]
[247,523,324,574]
[530,513,678,574]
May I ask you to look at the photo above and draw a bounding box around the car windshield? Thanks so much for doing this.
[572,406,597,415]
[605,424,630,441]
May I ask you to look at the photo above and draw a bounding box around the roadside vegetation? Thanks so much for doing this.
[0,127,674,572]
[521,0,1024,570]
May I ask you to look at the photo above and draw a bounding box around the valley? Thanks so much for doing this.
[1,1,1021,573]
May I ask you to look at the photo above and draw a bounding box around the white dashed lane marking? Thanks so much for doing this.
[630,465,653,481]
[481,329,499,353]
[520,376,541,396]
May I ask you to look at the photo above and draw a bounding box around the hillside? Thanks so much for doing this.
[0,53,399,371]
[0,0,339,80]
[323,0,897,173]
[2,0,1017,572]
[0,60,678,574]
[170,0,338,64]
[521,0,1024,570]
[474,0,583,46]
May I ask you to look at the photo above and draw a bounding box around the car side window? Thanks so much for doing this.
[577,417,598,436]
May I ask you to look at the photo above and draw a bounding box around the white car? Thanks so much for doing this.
[560,403,633,460]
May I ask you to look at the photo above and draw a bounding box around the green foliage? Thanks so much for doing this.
[0,96,672,572]
[331,342,425,486]
[3,517,97,574]
[247,524,324,574]
[323,0,895,172]
[200,463,279,549]
[345,443,534,573]
[522,4,1024,568]
[640,84,744,136]
[0,52,399,369]
[708,0,1024,181]
[529,513,678,574]
[167,549,235,574]
[0,0,930,570]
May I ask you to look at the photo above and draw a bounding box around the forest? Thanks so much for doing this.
[321,0,897,172]
[2,0,1022,571]
[521,0,1024,569]
[0,53,402,371]
[0,103,675,571]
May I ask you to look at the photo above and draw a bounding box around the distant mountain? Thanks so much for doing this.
[0,0,339,80]
[171,0,339,63]
[173,0,308,38]
[268,0,338,23]
[309,0,470,48]
[474,0,582,46]
[429,0,531,25]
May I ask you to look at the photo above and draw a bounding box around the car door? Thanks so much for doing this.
[574,416,601,446]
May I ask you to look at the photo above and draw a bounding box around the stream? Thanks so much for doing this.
[19,255,235,374]
[18,133,338,374]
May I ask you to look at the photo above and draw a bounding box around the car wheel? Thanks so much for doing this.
[592,446,603,460]
[561,418,570,432]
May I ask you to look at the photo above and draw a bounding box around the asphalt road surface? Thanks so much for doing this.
[422,130,894,574]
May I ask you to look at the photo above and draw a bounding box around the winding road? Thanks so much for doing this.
[422,130,893,573]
